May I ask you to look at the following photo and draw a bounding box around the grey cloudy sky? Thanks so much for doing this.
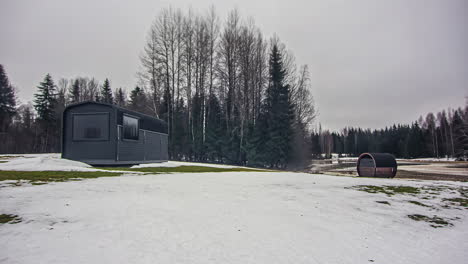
[1,0,467,130]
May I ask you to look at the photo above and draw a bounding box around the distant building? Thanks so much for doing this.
[62,101,168,165]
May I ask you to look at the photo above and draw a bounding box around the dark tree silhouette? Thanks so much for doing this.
[0,64,17,132]
[100,78,113,104]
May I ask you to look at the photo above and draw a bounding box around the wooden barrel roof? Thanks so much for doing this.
[357,153,397,168]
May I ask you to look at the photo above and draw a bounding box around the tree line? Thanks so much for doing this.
[0,7,316,168]
[311,106,468,160]
[135,7,316,168]
[1,7,466,164]
[0,68,127,154]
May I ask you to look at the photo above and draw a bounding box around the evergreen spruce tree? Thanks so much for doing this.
[407,122,424,158]
[205,94,224,162]
[34,74,57,123]
[245,111,268,166]
[69,79,80,103]
[191,93,204,161]
[264,44,294,168]
[172,98,188,160]
[33,74,58,152]
[115,88,126,107]
[452,110,468,160]
[129,86,146,113]
[100,78,113,104]
[0,64,17,131]
[310,131,322,158]
[159,87,171,123]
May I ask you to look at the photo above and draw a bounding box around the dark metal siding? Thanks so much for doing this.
[62,104,116,161]
[117,129,145,161]
[160,134,168,160]
[144,131,162,160]
[117,129,168,162]
[62,101,169,165]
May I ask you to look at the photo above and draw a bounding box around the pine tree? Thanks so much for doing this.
[33,74,58,152]
[100,78,113,104]
[191,93,204,161]
[310,131,322,158]
[205,94,224,162]
[115,88,126,107]
[129,86,147,113]
[263,44,294,168]
[452,109,468,160]
[34,74,57,123]
[245,111,268,166]
[0,65,17,131]
[172,98,188,160]
[407,122,424,158]
[69,79,80,103]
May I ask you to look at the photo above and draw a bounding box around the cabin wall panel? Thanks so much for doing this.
[118,130,145,161]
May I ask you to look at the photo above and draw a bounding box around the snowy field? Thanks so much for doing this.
[0,154,243,171]
[1,155,468,264]
[400,163,468,177]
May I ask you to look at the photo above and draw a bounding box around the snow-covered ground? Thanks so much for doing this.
[0,154,100,172]
[336,156,457,163]
[407,157,457,162]
[1,155,468,264]
[400,163,468,177]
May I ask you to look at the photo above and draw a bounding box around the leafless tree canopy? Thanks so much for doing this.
[136,7,317,164]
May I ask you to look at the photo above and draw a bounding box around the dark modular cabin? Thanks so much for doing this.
[357,153,397,178]
[62,101,168,165]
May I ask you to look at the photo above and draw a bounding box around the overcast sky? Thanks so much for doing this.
[1,0,467,130]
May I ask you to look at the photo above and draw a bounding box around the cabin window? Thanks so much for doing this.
[72,113,109,141]
[123,115,139,140]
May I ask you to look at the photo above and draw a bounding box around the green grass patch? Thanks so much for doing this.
[0,155,24,160]
[348,184,465,228]
[443,197,468,208]
[97,165,264,174]
[375,201,391,205]
[458,187,468,198]
[0,170,122,183]
[348,185,420,196]
[407,214,453,228]
[0,165,266,186]
[0,214,21,224]
[0,161,7,163]
[408,200,431,207]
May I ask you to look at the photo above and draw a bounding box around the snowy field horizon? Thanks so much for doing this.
[1,154,467,264]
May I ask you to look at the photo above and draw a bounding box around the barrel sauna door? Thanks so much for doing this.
[358,157,375,177]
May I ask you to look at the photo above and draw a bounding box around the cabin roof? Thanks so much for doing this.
[64,101,168,134]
